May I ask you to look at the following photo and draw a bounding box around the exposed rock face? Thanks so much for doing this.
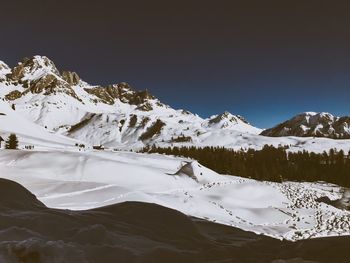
[261,112,350,139]
[31,74,61,93]
[136,102,153,111]
[84,86,120,105]
[2,56,157,108]
[209,111,249,126]
[128,90,153,105]
[3,56,83,101]
[84,84,155,108]
[4,90,22,101]
[139,119,166,141]
[62,71,80,85]
[0,55,262,148]
[9,56,60,82]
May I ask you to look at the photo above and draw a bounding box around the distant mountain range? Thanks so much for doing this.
[261,112,350,139]
[0,55,349,151]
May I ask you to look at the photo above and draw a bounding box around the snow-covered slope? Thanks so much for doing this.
[0,100,79,149]
[0,56,262,149]
[0,55,349,153]
[262,112,350,139]
[202,111,262,134]
[0,61,10,80]
[0,148,349,241]
[1,55,350,245]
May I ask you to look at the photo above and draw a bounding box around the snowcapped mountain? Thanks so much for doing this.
[261,112,350,139]
[0,56,350,245]
[0,55,261,149]
[0,55,350,153]
[202,111,262,134]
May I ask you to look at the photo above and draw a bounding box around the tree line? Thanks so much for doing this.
[141,145,350,187]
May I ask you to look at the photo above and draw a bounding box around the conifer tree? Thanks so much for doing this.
[5,134,18,149]
[140,145,350,187]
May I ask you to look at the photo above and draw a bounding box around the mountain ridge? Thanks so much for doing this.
[261,112,350,139]
[0,55,262,149]
[0,55,349,152]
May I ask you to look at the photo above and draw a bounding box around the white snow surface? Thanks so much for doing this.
[0,148,349,241]
[2,84,350,153]
[0,61,10,80]
[0,55,350,152]
[0,55,350,242]
[0,100,80,149]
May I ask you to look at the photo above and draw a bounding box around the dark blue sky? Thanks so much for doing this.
[1,0,350,128]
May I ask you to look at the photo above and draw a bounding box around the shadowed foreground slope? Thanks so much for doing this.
[0,178,349,263]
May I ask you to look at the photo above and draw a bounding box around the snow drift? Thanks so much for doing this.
[1,149,349,241]
[0,178,350,263]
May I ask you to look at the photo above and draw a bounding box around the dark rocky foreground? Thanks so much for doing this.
[0,178,349,263]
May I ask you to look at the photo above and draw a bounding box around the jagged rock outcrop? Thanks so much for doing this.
[0,55,262,148]
[9,56,60,82]
[261,112,350,139]
[62,71,80,85]
[4,90,22,101]
[84,85,120,105]
[84,83,155,108]
[3,56,82,101]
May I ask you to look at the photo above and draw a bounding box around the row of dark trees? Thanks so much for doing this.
[141,145,350,187]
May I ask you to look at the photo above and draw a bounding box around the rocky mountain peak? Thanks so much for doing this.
[209,111,249,125]
[10,55,60,82]
[2,56,82,101]
[0,55,262,147]
[2,55,159,109]
[203,111,261,134]
[297,112,335,123]
[261,112,350,139]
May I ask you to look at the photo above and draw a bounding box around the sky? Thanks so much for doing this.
[1,0,350,128]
